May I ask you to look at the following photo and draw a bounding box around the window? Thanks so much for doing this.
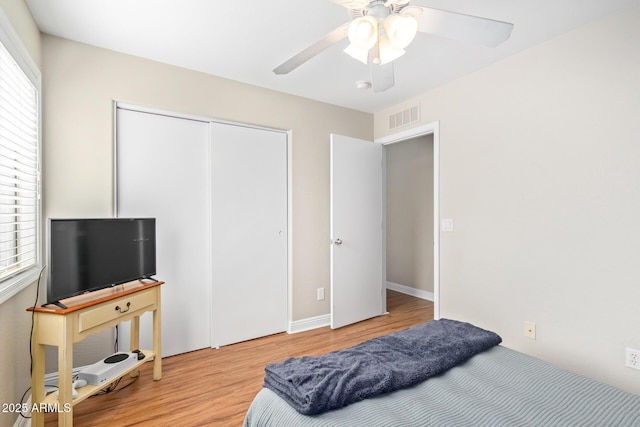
[0,11,41,304]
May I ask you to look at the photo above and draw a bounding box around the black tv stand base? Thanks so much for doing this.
[42,301,68,309]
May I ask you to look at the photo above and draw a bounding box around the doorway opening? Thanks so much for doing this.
[377,121,440,319]
[385,134,434,299]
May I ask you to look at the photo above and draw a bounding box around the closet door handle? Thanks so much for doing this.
[332,238,343,246]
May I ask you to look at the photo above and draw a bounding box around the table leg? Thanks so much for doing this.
[31,323,45,427]
[129,316,141,378]
[153,298,162,380]
[58,317,74,426]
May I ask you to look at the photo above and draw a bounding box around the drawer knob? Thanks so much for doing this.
[115,302,131,313]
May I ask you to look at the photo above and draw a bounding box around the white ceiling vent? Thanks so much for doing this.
[389,104,420,130]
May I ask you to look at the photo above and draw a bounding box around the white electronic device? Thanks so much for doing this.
[78,352,137,386]
[56,379,87,399]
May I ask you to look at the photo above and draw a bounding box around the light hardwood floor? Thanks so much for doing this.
[45,290,433,426]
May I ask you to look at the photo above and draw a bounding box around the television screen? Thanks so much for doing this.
[47,218,156,305]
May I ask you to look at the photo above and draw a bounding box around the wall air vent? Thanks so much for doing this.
[389,104,420,130]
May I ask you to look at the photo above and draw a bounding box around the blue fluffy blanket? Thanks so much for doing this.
[263,319,502,415]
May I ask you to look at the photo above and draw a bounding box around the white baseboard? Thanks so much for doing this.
[13,396,30,427]
[287,284,432,334]
[387,281,434,301]
[13,416,29,427]
[288,314,331,334]
[14,416,29,427]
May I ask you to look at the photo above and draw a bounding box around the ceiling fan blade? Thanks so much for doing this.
[370,62,395,92]
[402,6,513,48]
[273,23,350,75]
[328,0,370,9]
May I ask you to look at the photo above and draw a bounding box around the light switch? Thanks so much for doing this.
[441,219,454,232]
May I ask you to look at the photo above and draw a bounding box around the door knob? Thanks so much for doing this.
[332,238,343,246]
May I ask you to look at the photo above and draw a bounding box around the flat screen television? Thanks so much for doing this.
[47,218,156,308]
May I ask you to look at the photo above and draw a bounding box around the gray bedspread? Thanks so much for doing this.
[245,345,640,426]
[263,319,501,415]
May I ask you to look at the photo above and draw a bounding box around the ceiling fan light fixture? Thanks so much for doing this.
[347,16,379,49]
[384,14,418,49]
[344,43,370,64]
[376,37,405,65]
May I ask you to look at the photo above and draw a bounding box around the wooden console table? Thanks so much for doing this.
[27,280,163,427]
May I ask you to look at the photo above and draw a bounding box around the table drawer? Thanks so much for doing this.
[78,289,156,333]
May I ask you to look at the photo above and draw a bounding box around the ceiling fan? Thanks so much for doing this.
[273,0,514,92]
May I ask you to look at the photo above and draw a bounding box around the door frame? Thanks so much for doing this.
[375,121,440,319]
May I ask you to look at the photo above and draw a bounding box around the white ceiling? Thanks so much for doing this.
[25,0,638,113]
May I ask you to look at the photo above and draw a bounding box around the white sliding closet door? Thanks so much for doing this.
[210,123,288,348]
[116,107,211,357]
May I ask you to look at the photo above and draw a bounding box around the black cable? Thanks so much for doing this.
[21,264,47,419]
[100,377,121,394]
[18,387,31,419]
[114,324,119,353]
[113,375,139,392]
[90,374,139,397]
[29,265,47,376]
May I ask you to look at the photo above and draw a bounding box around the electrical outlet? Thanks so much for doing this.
[317,287,325,301]
[524,321,536,340]
[626,348,640,370]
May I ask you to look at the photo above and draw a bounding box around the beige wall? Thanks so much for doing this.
[0,2,41,426]
[41,35,372,326]
[0,286,39,427]
[376,4,640,394]
[0,0,39,67]
[386,135,434,294]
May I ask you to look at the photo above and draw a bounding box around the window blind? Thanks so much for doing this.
[0,38,39,283]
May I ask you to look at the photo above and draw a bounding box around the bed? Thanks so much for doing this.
[243,320,640,427]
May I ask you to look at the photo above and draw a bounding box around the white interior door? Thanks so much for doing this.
[210,123,288,347]
[330,134,384,329]
[116,106,211,357]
